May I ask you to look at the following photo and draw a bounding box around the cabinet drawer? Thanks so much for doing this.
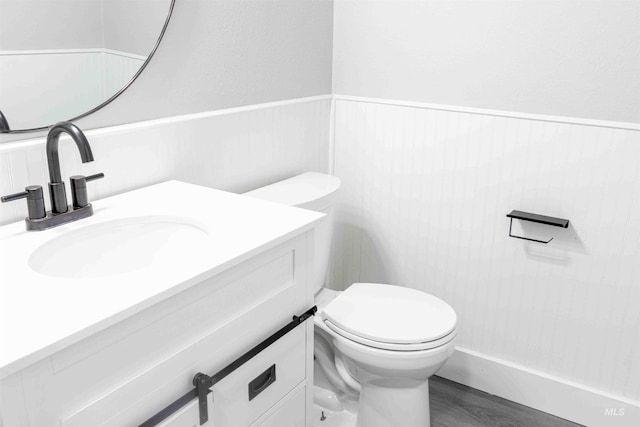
[210,324,306,426]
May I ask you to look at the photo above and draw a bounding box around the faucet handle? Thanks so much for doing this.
[1,185,46,220]
[70,173,104,209]
[85,173,105,183]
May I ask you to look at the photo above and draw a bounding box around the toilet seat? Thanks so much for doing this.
[321,283,457,351]
[324,319,456,351]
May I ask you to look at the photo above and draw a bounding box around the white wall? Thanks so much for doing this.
[331,98,640,425]
[333,0,640,124]
[0,97,330,226]
[0,0,103,50]
[102,0,170,56]
[0,0,168,53]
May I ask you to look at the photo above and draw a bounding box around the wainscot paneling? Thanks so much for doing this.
[0,96,330,226]
[330,96,640,425]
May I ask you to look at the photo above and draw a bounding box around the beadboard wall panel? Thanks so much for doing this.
[101,50,146,100]
[330,98,640,403]
[0,97,330,226]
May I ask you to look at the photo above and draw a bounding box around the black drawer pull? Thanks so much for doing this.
[248,364,276,401]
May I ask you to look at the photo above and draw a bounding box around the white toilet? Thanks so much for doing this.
[244,172,457,427]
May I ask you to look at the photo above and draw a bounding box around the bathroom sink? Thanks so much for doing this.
[0,180,323,378]
[28,216,209,278]
[1,180,320,286]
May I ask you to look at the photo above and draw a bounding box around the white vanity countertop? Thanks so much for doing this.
[0,180,323,379]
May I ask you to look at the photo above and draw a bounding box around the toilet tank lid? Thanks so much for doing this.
[322,283,457,345]
[243,172,341,209]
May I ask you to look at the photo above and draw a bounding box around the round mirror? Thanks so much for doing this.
[0,0,175,133]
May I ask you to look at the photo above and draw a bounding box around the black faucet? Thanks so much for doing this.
[1,122,104,230]
[46,122,95,213]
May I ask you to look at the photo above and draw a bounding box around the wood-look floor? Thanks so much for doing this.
[430,376,584,427]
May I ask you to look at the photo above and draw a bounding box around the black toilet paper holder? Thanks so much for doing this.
[506,210,569,244]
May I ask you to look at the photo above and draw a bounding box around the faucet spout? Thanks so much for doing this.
[46,122,94,183]
[46,122,94,213]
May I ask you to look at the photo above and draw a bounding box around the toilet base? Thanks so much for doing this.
[357,379,430,427]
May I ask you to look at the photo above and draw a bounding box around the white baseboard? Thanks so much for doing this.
[437,347,640,427]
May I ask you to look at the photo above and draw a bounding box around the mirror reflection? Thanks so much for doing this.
[0,0,172,132]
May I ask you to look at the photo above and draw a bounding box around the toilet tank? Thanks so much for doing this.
[243,172,341,294]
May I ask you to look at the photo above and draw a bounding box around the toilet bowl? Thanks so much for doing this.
[314,284,456,427]
[244,172,457,427]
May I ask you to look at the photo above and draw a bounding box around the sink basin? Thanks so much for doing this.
[28,216,209,278]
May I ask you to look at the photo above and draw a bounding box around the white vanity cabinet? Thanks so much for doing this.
[0,182,321,427]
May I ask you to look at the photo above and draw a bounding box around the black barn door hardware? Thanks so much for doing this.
[506,210,569,244]
[138,305,317,427]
